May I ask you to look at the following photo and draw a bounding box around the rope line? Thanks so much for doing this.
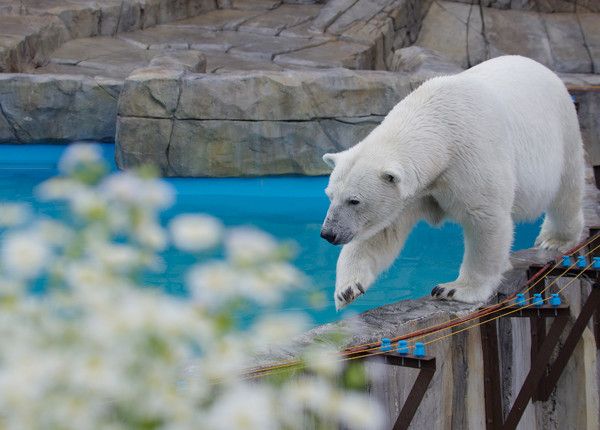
[394,236,600,348]
[567,85,600,92]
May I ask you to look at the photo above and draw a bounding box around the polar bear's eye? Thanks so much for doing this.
[348,199,360,206]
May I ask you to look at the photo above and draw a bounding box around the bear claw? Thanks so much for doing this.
[357,282,365,294]
[334,282,366,310]
[431,286,443,297]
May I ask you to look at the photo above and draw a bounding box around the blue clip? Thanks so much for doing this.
[380,338,392,352]
[533,293,544,307]
[397,340,409,355]
[414,343,425,357]
[577,256,587,268]
[550,293,561,306]
[515,293,526,307]
[593,257,600,269]
[562,255,572,266]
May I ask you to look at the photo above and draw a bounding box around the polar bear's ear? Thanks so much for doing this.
[381,166,418,198]
[322,153,339,168]
[380,167,402,184]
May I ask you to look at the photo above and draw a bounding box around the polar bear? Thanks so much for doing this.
[321,55,584,310]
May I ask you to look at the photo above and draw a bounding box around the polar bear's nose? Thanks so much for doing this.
[320,228,338,244]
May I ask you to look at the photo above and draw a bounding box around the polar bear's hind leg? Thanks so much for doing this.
[534,197,584,252]
[534,139,584,252]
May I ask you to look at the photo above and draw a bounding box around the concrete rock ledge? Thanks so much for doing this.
[115,67,423,176]
[0,73,121,144]
[252,245,600,429]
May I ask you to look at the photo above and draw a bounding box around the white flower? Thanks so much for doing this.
[58,143,104,175]
[101,172,174,210]
[206,384,277,430]
[303,344,343,377]
[338,392,385,430]
[1,231,50,279]
[34,219,74,247]
[64,262,109,290]
[261,261,302,286]
[186,262,241,307]
[0,277,24,297]
[282,377,334,414]
[202,335,247,382]
[236,262,302,306]
[137,178,175,210]
[169,214,223,252]
[70,189,108,220]
[0,203,30,228]
[36,177,82,201]
[134,218,168,251]
[252,313,309,347]
[92,242,144,273]
[225,227,280,266]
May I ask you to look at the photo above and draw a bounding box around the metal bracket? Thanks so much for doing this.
[357,351,436,430]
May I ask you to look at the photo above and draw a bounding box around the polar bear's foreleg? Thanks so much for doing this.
[333,216,417,310]
[432,212,514,304]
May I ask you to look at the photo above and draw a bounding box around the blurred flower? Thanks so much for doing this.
[225,227,280,266]
[0,203,30,228]
[58,143,108,185]
[134,217,168,251]
[1,231,50,280]
[58,144,104,175]
[70,188,108,220]
[35,177,82,201]
[206,384,277,430]
[187,261,241,307]
[92,242,144,273]
[303,344,343,377]
[252,313,309,347]
[0,146,380,430]
[338,392,385,430]
[101,171,174,210]
[202,335,248,382]
[34,219,74,247]
[169,213,223,253]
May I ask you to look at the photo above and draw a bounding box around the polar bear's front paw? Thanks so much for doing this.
[534,235,577,253]
[334,281,366,310]
[431,279,496,304]
[431,285,458,300]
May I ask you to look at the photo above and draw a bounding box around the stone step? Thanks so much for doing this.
[417,1,600,73]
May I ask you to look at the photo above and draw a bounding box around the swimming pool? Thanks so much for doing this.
[0,143,542,325]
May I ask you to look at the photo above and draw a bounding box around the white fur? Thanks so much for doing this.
[321,56,584,309]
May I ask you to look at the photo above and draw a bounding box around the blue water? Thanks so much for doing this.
[0,144,542,325]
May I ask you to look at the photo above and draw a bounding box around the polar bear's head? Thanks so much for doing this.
[320,149,419,245]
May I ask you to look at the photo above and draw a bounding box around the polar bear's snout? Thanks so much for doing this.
[320,219,350,245]
[321,209,355,246]
[320,226,338,244]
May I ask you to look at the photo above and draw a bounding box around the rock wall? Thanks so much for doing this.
[115,67,419,176]
[0,73,122,144]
